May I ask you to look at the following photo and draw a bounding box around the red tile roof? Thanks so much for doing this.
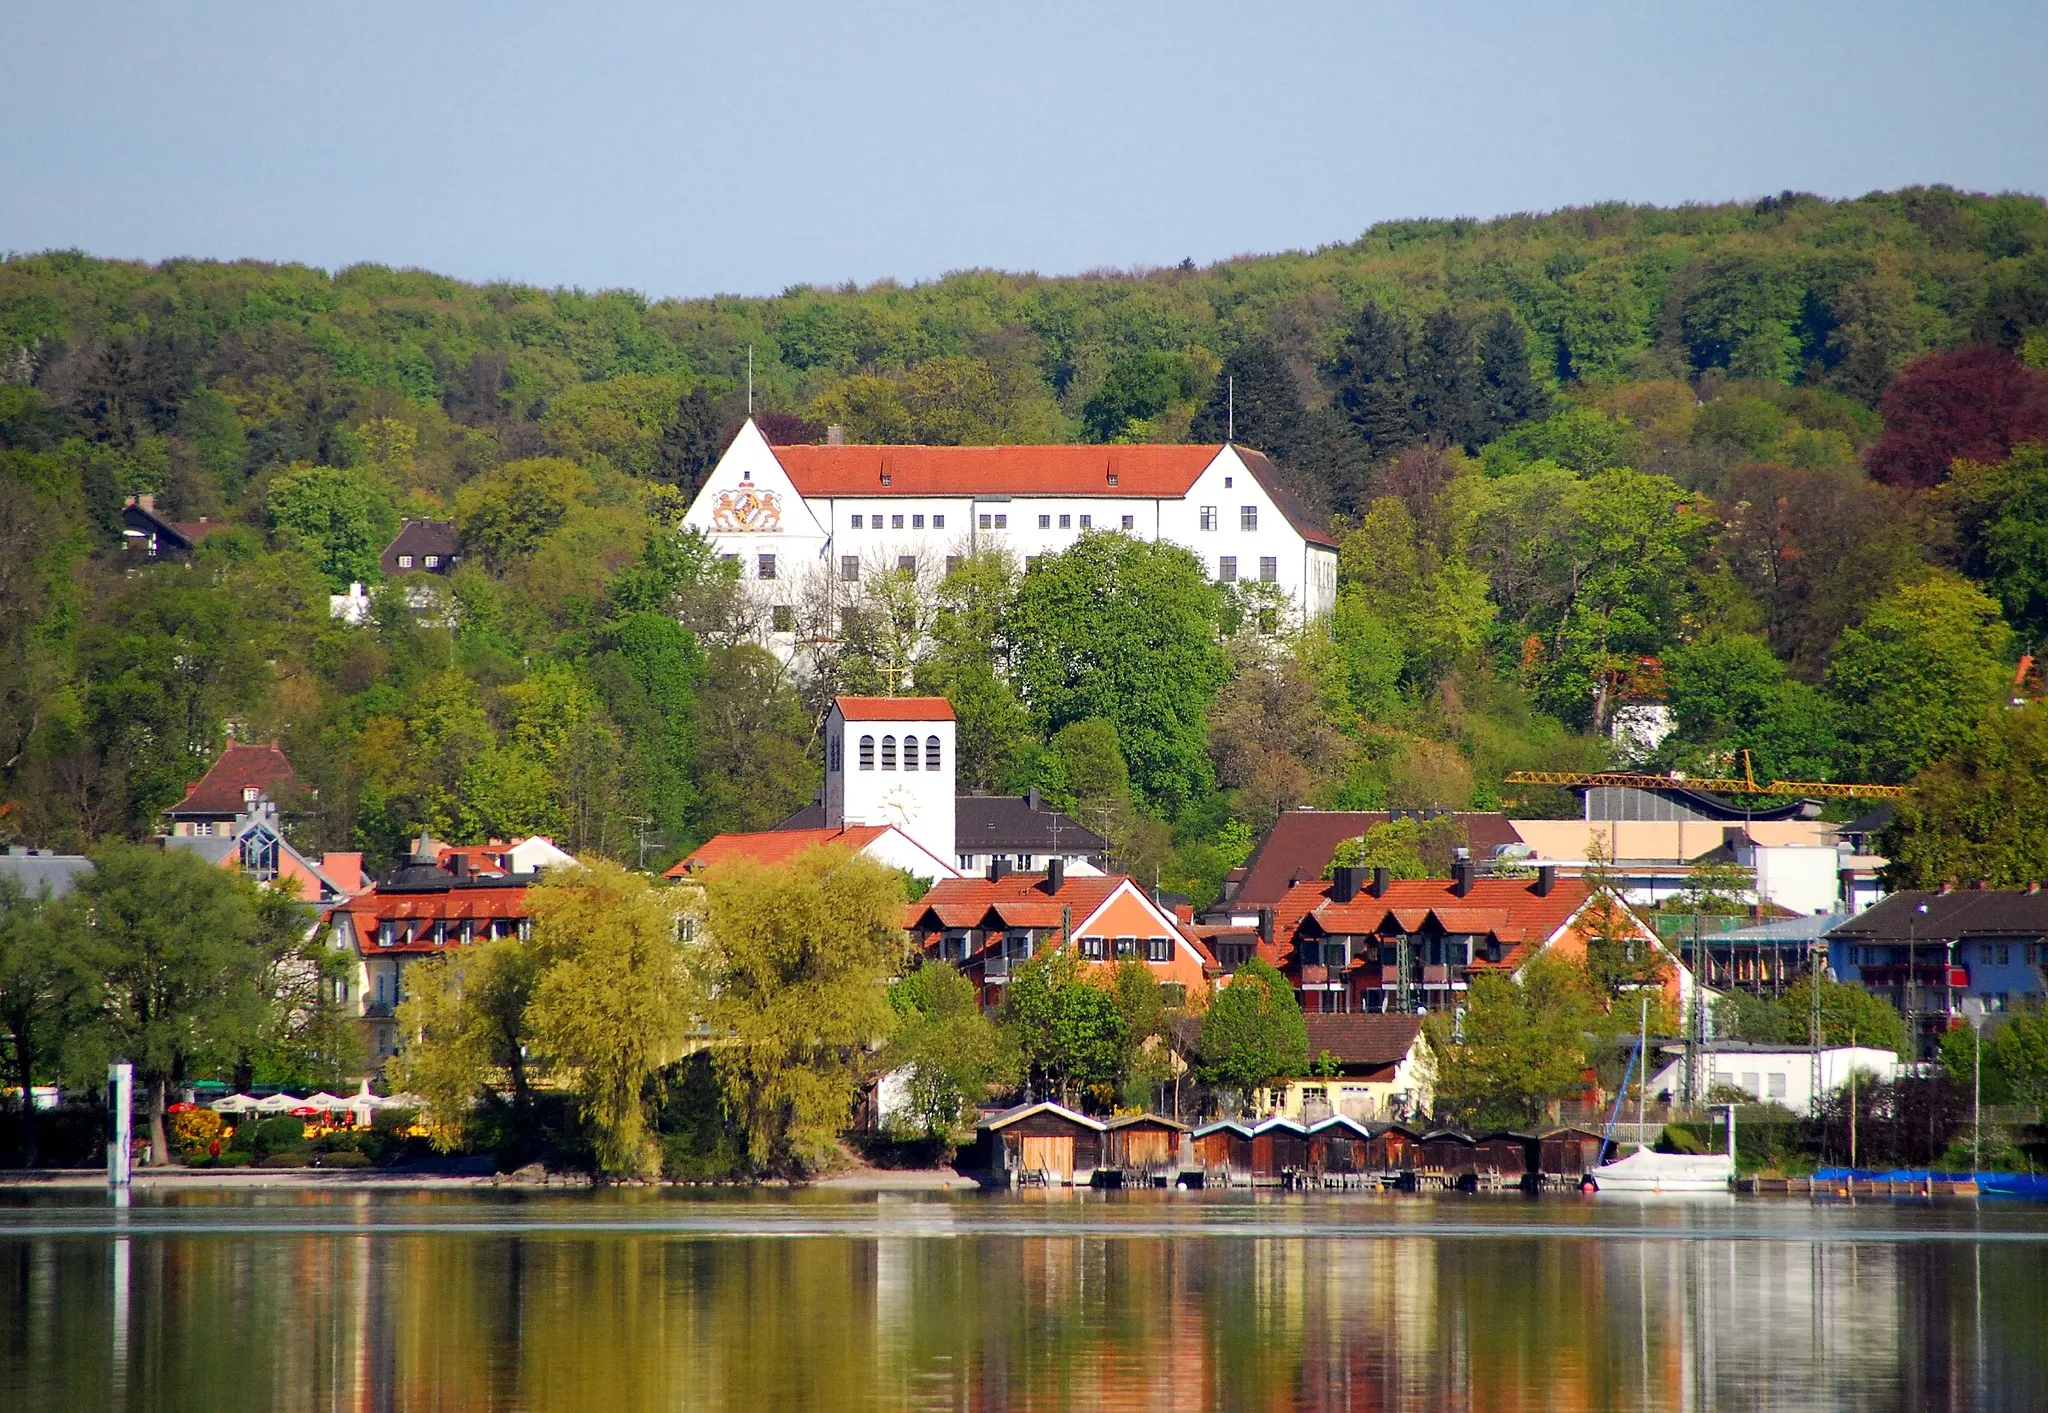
[667,826,893,876]
[907,872,1127,932]
[772,444,1224,499]
[1267,875,1596,973]
[834,696,957,722]
[167,742,305,818]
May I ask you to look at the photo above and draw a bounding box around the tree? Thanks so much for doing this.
[1424,957,1592,1127]
[1715,973,1910,1057]
[655,384,744,494]
[1988,1008,2048,1108]
[1192,339,1303,452]
[1207,643,1353,828]
[453,457,593,570]
[1661,634,1839,783]
[1001,944,1128,1108]
[1865,347,2048,490]
[1940,443,2048,641]
[526,861,691,1178]
[700,845,907,1174]
[73,844,284,1163]
[265,464,401,590]
[1473,308,1552,441]
[1326,817,1467,880]
[1882,704,2048,888]
[1411,307,1481,447]
[1325,301,1418,455]
[392,937,541,1150]
[1560,258,1649,382]
[1008,533,1228,813]
[885,963,1015,1140]
[1825,577,2011,782]
[1197,959,1308,1101]
[689,644,818,837]
[1083,352,1197,442]
[0,878,88,1166]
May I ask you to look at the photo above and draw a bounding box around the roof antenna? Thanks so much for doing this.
[747,344,754,416]
[1226,375,1234,443]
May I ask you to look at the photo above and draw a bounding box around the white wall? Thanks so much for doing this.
[1646,1046,1900,1116]
[827,705,957,870]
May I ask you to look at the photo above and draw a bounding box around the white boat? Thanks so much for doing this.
[1587,1147,1734,1194]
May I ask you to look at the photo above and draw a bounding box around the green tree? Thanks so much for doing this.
[1882,704,2048,888]
[527,860,691,1178]
[1473,307,1552,441]
[1940,444,2048,640]
[1325,301,1418,455]
[1425,956,1592,1126]
[1988,1008,2048,1107]
[690,644,818,837]
[392,937,541,1149]
[1001,944,1128,1107]
[885,963,1016,1140]
[453,457,593,570]
[1008,533,1228,813]
[1825,577,2011,782]
[73,844,289,1163]
[1714,973,1910,1056]
[1559,258,1649,381]
[1196,958,1308,1101]
[266,464,401,591]
[700,845,907,1174]
[0,878,88,1166]
[1083,352,1197,442]
[1662,634,1839,783]
[1326,817,1468,880]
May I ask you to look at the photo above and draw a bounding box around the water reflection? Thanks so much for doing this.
[1,1190,2043,1411]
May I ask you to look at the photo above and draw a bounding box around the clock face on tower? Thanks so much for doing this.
[878,785,921,829]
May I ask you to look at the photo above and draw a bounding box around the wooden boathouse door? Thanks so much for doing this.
[1020,1135,1075,1181]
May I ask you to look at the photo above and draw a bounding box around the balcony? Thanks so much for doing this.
[1859,964,1969,990]
[981,954,1013,980]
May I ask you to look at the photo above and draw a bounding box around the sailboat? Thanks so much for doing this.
[1585,1002,1734,1194]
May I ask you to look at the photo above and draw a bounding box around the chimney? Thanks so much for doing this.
[1368,867,1391,898]
[1534,865,1557,897]
[1174,903,1194,926]
[1256,907,1273,946]
[1452,861,1474,898]
[1330,866,1367,904]
[987,858,1007,883]
[451,853,469,879]
[1041,858,1064,894]
[138,493,156,512]
[2029,881,2042,896]
[1939,880,1954,894]
[827,423,845,446]
[1026,786,1042,811]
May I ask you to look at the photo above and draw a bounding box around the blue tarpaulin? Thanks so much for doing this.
[1813,1167,2048,1197]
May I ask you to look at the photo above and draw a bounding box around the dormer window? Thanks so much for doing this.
[398,555,414,569]
[243,786,261,803]
[424,555,440,568]
[881,473,892,486]
[1107,473,1118,487]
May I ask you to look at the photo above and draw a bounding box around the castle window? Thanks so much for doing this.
[912,514,925,529]
[757,553,776,580]
[891,514,904,529]
[1218,556,1238,583]
[859,735,875,770]
[1241,506,1258,531]
[944,555,960,575]
[1122,515,1135,531]
[898,555,917,573]
[979,514,992,529]
[1058,514,1071,529]
[1038,514,1052,529]
[932,514,944,528]
[925,735,941,770]
[1079,515,1091,529]
[994,514,1007,528]
[1199,506,1217,531]
[841,556,859,582]
[1260,556,1277,582]
[851,514,863,529]
[881,736,897,770]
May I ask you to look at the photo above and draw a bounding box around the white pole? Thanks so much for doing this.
[1973,1020,1982,1176]
[1636,994,1649,1149]
[107,1062,132,1188]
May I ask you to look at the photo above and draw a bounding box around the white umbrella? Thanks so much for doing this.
[303,1092,350,1110]
[254,1093,303,1113]
[209,1094,259,1113]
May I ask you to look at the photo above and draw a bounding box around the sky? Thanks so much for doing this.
[3,1,2045,301]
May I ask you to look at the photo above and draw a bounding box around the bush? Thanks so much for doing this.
[247,1116,314,1158]
[309,1150,372,1170]
[655,1054,745,1181]
[191,1151,253,1168]
[256,1151,312,1168]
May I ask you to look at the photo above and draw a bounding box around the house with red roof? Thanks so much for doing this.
[905,860,1214,1009]
[328,836,544,1063]
[165,741,308,837]
[121,495,228,562]
[665,822,957,883]
[681,420,1339,653]
[1258,862,1696,1016]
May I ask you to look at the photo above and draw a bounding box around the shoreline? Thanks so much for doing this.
[0,1166,981,1193]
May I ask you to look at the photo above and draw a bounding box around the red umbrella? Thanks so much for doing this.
[167,1102,196,1114]
[290,1107,320,1117]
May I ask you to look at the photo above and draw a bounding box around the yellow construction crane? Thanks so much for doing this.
[1503,751,1908,801]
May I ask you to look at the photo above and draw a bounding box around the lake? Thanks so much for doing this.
[2,1187,2043,1411]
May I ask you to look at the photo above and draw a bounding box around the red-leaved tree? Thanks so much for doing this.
[1865,346,2048,490]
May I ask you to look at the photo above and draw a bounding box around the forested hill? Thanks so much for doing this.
[5,186,2048,895]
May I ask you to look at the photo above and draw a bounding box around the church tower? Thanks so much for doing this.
[825,697,957,869]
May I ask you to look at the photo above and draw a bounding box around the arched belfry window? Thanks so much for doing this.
[903,737,918,771]
[926,736,941,771]
[858,735,875,770]
[881,736,897,770]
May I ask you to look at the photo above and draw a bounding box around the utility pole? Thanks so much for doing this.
[1849,1025,1859,1171]
[1636,993,1650,1150]
[107,1062,133,1188]
[1973,1017,1982,1175]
